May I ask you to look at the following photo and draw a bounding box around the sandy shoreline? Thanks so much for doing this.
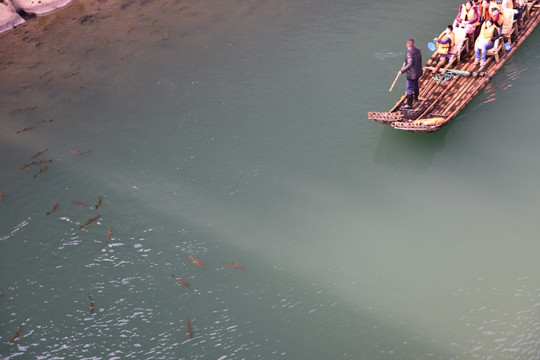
[0,0,212,98]
[0,0,297,115]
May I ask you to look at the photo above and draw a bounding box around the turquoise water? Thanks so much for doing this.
[1,0,540,359]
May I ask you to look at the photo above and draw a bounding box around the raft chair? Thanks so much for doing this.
[450,27,469,63]
[524,0,534,21]
[517,0,532,29]
[502,10,518,43]
[485,36,504,63]
[433,26,469,71]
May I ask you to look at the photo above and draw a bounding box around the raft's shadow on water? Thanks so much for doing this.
[373,125,450,172]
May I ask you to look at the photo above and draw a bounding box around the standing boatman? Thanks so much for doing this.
[398,39,423,109]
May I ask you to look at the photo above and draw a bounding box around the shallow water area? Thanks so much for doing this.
[1,0,540,359]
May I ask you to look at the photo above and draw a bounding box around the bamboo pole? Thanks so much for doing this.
[389,72,400,92]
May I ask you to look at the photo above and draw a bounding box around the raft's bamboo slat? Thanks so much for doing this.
[437,62,489,116]
[369,1,540,133]
[368,111,403,124]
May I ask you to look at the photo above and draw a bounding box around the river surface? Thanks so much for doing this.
[1,0,539,359]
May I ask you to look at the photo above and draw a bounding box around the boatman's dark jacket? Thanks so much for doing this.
[401,46,423,81]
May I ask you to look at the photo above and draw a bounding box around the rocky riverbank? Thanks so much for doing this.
[0,0,73,34]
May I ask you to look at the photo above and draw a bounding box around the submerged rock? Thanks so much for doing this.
[0,1,25,34]
[0,0,75,35]
[11,0,74,16]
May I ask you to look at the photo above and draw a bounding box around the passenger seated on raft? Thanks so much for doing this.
[478,0,491,22]
[503,0,525,23]
[474,18,499,67]
[488,0,504,15]
[491,8,505,31]
[486,0,505,30]
[479,0,502,24]
[432,25,456,73]
[453,1,480,35]
[476,0,492,38]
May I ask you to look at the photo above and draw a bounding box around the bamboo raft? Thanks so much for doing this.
[368,1,540,133]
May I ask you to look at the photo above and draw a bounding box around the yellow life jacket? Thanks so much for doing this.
[459,4,477,22]
[479,23,497,42]
[470,5,482,26]
[437,31,455,54]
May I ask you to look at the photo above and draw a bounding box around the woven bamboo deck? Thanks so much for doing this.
[368,1,540,133]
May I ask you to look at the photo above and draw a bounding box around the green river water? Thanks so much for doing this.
[1,0,539,359]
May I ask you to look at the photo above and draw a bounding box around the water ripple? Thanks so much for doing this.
[0,216,31,241]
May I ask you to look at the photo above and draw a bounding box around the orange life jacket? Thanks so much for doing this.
[479,5,490,22]
[479,23,497,42]
[437,31,455,54]
[459,4,477,22]
[492,9,505,26]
